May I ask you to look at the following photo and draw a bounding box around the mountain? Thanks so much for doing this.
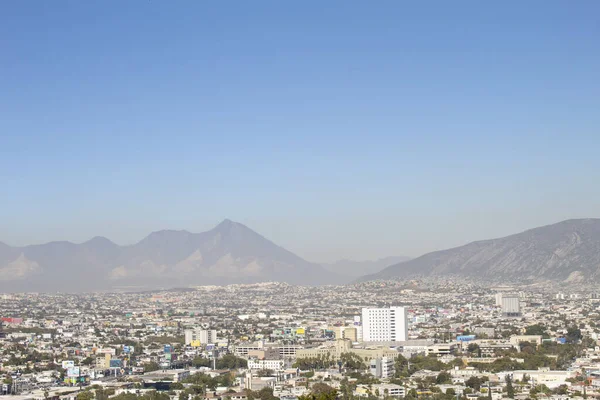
[358,219,600,283]
[323,256,411,279]
[0,220,339,292]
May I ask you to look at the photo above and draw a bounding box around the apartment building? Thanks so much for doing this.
[361,307,408,342]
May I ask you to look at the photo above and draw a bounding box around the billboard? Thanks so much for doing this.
[62,360,75,369]
[109,359,123,368]
[164,345,172,353]
[190,340,201,348]
[123,346,135,354]
[67,367,80,377]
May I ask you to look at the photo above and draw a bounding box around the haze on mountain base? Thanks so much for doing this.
[0,219,386,292]
[323,256,411,278]
[3,218,600,292]
[358,218,600,284]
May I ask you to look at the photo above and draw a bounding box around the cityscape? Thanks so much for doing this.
[2,2,599,400]
[1,281,600,400]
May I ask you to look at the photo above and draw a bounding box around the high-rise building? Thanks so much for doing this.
[501,295,521,317]
[185,328,218,345]
[361,306,407,342]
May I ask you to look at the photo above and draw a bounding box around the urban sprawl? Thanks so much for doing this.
[1,280,598,400]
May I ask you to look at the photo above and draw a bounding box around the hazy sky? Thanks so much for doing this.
[1,1,599,263]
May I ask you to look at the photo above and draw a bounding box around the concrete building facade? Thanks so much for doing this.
[361,307,408,342]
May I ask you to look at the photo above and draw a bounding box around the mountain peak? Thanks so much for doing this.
[84,236,116,246]
[213,219,246,233]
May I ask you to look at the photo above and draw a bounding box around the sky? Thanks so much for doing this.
[1,1,599,263]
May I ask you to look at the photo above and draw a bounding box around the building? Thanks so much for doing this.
[185,329,218,345]
[426,343,457,356]
[369,356,395,379]
[361,307,408,342]
[495,293,504,307]
[510,335,543,348]
[296,339,398,362]
[501,295,521,317]
[356,384,405,399]
[330,326,358,342]
[247,359,285,371]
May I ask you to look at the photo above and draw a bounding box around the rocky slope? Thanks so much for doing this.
[359,219,600,283]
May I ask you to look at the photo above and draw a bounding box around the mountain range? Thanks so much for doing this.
[359,218,600,283]
[3,218,600,292]
[323,256,411,278]
[0,220,344,292]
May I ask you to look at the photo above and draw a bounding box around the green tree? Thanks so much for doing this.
[506,375,514,399]
[566,326,583,344]
[525,324,547,336]
[77,391,95,400]
[436,372,451,384]
[143,361,161,372]
[311,383,337,398]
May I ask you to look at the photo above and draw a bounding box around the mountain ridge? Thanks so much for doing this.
[358,218,600,283]
[0,220,339,292]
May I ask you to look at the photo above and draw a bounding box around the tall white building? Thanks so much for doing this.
[361,306,407,342]
[501,295,521,317]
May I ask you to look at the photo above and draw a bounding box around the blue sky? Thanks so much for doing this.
[1,1,599,262]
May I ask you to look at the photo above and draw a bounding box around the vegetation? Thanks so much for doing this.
[182,371,234,389]
[142,361,161,373]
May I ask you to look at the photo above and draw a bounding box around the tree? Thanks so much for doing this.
[436,372,451,384]
[216,354,248,369]
[465,377,488,391]
[257,387,279,400]
[311,383,337,398]
[553,385,568,395]
[340,353,366,370]
[339,377,354,400]
[143,362,160,372]
[566,326,583,344]
[505,375,514,399]
[525,324,546,336]
[467,343,480,354]
[77,391,95,400]
[81,357,94,366]
[257,369,274,377]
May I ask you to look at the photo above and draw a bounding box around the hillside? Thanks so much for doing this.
[359,219,600,283]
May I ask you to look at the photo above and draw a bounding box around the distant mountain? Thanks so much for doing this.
[358,219,600,283]
[323,256,411,279]
[0,220,339,292]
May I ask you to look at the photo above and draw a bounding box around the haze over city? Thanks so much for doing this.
[4,3,600,400]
